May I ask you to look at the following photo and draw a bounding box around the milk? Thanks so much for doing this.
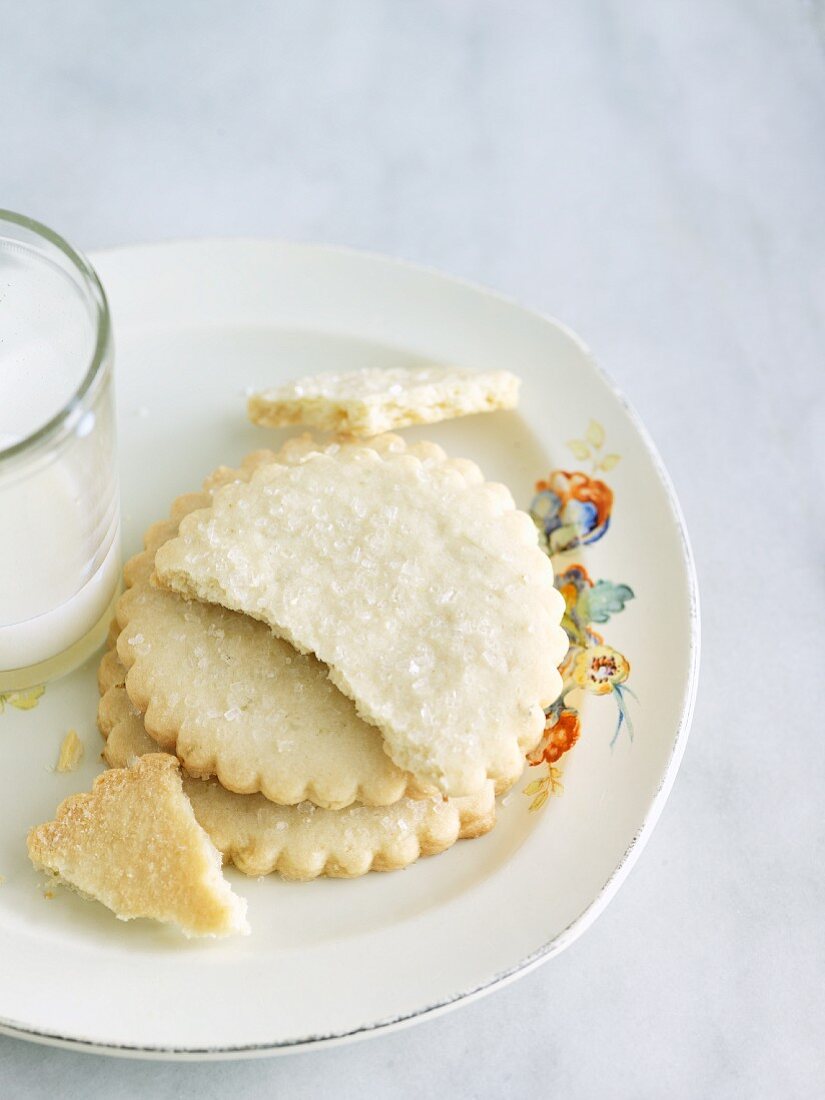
[0,464,120,671]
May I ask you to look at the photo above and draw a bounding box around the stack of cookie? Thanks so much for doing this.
[29,368,568,937]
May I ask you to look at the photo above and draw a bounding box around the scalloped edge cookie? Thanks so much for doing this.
[98,676,495,881]
[154,443,567,797]
[117,441,434,809]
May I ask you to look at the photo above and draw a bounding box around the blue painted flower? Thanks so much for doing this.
[531,470,614,553]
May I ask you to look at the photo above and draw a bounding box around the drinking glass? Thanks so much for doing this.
[0,211,120,691]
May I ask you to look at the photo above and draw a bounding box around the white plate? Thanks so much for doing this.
[0,241,699,1058]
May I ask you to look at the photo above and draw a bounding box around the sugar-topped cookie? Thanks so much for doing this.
[154,444,568,797]
[248,366,520,436]
[98,678,495,881]
[117,452,420,809]
[27,754,249,938]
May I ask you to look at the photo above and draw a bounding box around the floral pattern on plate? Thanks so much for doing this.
[525,423,636,811]
[0,685,45,713]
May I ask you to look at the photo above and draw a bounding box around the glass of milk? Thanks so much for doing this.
[0,211,120,691]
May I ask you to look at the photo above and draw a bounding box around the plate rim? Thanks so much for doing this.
[0,238,700,1060]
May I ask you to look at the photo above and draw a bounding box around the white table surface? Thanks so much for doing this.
[2,2,823,1096]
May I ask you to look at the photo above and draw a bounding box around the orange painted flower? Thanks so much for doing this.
[531,470,614,553]
[522,433,638,807]
[527,708,581,766]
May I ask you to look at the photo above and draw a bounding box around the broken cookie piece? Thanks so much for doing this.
[248,365,520,436]
[27,754,249,938]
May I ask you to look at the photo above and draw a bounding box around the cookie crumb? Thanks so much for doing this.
[56,729,84,773]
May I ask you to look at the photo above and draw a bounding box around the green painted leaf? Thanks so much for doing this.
[599,453,621,471]
[530,790,550,812]
[578,580,635,625]
[8,685,45,710]
[586,419,605,448]
[566,439,590,460]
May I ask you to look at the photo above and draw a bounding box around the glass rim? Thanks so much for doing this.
[0,209,112,465]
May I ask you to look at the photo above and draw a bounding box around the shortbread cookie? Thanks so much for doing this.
[118,535,417,811]
[105,617,121,650]
[27,754,249,938]
[98,680,495,881]
[247,366,521,436]
[117,445,426,809]
[98,678,158,762]
[201,433,473,493]
[97,646,126,695]
[155,445,568,797]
